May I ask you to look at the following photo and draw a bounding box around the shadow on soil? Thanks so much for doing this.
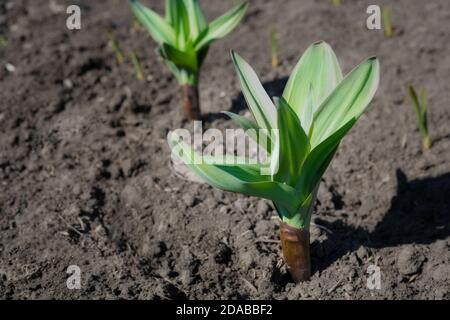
[312,169,450,273]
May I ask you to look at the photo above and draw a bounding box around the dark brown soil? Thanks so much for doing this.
[1,0,449,299]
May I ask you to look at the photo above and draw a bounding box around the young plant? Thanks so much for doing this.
[408,86,430,151]
[129,0,248,120]
[130,51,145,81]
[332,0,341,6]
[0,36,7,49]
[169,41,379,282]
[107,30,125,64]
[270,26,278,69]
[382,6,393,38]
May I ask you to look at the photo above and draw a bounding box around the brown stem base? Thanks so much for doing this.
[280,222,311,283]
[182,84,201,120]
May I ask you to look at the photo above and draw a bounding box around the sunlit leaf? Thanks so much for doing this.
[130,0,175,45]
[231,51,277,131]
[283,41,343,119]
[194,2,248,50]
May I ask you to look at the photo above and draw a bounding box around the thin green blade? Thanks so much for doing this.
[274,97,309,186]
[184,0,207,40]
[129,0,175,45]
[231,50,277,131]
[194,2,248,50]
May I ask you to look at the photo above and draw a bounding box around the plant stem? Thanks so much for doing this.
[280,222,311,283]
[423,135,431,151]
[383,6,393,38]
[106,30,124,65]
[182,84,201,120]
[130,51,144,81]
[270,27,278,69]
[332,0,341,6]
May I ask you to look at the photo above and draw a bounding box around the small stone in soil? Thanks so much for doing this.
[356,246,368,261]
[256,200,270,216]
[254,220,273,237]
[182,193,197,207]
[396,246,425,276]
[432,264,449,282]
[239,250,256,270]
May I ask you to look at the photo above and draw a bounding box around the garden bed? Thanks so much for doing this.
[0,0,449,299]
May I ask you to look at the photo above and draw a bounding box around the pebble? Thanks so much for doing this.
[432,265,449,282]
[182,193,196,207]
[342,283,354,292]
[254,220,273,237]
[239,251,256,270]
[5,63,15,73]
[396,246,425,276]
[63,79,73,89]
[256,200,270,216]
[356,246,368,261]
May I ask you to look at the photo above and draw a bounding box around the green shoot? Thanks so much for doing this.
[130,51,144,81]
[270,26,278,69]
[132,18,142,33]
[170,41,379,229]
[382,6,393,38]
[129,0,248,120]
[332,0,341,6]
[106,30,125,64]
[0,36,7,49]
[409,86,430,151]
[169,42,379,281]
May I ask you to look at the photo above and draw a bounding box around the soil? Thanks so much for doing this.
[1,0,449,300]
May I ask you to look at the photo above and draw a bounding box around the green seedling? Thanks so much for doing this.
[106,30,125,64]
[0,36,7,49]
[129,0,248,120]
[169,41,379,282]
[382,6,393,38]
[409,86,430,151]
[132,18,142,33]
[270,27,278,69]
[130,51,144,81]
[332,0,341,6]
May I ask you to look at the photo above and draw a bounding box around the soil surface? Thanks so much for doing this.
[1,0,449,299]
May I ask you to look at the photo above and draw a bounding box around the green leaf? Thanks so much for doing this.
[311,57,379,148]
[129,0,176,45]
[168,131,300,212]
[283,41,343,119]
[409,86,428,136]
[222,111,272,152]
[184,0,207,40]
[274,97,309,187]
[231,51,277,131]
[194,2,248,50]
[296,119,356,202]
[165,0,178,25]
[160,43,198,71]
[302,85,314,137]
